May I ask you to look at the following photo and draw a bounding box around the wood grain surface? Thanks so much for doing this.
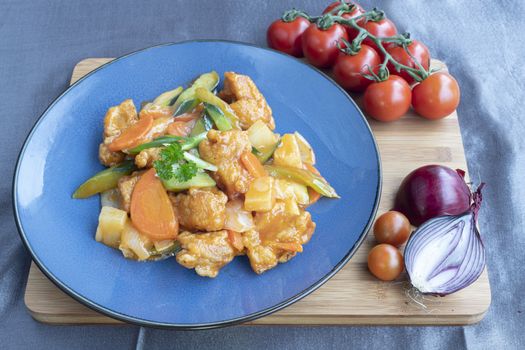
[24,58,491,326]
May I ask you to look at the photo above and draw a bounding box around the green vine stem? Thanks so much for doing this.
[334,12,429,82]
[403,41,430,76]
[317,14,337,30]
[283,5,431,82]
[325,1,357,17]
[282,9,322,23]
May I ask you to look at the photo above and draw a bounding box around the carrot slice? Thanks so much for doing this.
[139,107,173,119]
[108,115,154,152]
[270,242,303,252]
[130,168,178,240]
[167,121,193,137]
[307,187,321,206]
[227,230,244,252]
[240,151,267,178]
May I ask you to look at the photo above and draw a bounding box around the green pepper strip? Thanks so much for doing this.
[127,132,207,155]
[173,98,199,116]
[264,165,339,198]
[72,160,136,199]
[180,132,208,151]
[190,114,213,136]
[128,135,183,155]
[204,102,232,131]
[147,241,182,261]
[172,71,219,112]
[195,88,241,129]
[152,86,183,107]
[256,139,280,164]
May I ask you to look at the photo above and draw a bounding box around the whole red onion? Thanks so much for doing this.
[393,165,471,226]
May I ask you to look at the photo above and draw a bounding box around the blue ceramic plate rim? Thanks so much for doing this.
[13,40,382,330]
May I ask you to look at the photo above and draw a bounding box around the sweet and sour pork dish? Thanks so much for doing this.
[74,71,339,278]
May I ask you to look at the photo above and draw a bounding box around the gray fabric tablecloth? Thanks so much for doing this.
[1,0,523,348]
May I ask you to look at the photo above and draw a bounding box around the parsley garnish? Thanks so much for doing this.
[175,162,198,182]
[154,142,198,182]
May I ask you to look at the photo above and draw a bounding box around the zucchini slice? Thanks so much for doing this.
[162,171,216,191]
[172,71,220,115]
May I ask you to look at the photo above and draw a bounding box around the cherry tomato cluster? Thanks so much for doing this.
[367,211,410,281]
[267,1,461,122]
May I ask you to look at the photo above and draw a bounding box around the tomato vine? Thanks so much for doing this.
[282,4,432,82]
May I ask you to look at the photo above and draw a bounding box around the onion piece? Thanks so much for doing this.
[100,188,121,209]
[224,199,254,232]
[404,184,485,296]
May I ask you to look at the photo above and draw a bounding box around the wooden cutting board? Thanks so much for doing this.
[24,58,491,326]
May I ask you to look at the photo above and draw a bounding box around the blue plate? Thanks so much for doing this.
[13,41,381,329]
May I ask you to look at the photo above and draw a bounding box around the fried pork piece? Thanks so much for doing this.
[219,72,275,130]
[255,201,315,246]
[117,171,142,212]
[99,143,125,166]
[135,147,162,168]
[241,229,278,274]
[171,187,228,231]
[242,201,316,274]
[99,99,138,166]
[99,100,172,167]
[103,99,138,139]
[198,129,253,198]
[132,115,174,168]
[176,230,236,278]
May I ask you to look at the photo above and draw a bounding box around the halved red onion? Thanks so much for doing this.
[404,184,485,296]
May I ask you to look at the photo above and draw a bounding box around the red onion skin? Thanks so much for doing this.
[394,165,471,226]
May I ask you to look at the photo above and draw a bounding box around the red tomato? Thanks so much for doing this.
[323,1,365,36]
[363,75,411,122]
[302,23,349,68]
[373,211,411,246]
[368,244,404,281]
[412,72,460,120]
[332,44,381,92]
[348,18,397,50]
[322,1,364,19]
[267,17,311,57]
[387,40,430,83]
